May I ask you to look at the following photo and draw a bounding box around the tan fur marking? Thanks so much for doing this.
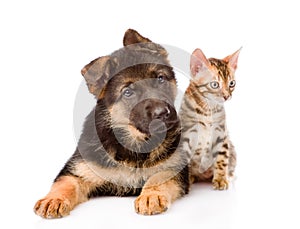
[135,171,181,215]
[34,176,92,218]
[72,162,106,186]
[74,150,183,188]
[128,125,147,141]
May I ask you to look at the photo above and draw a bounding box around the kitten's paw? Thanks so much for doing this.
[135,193,170,215]
[212,177,229,190]
[34,197,72,219]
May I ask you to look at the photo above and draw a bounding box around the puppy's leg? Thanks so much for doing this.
[135,170,186,215]
[34,175,92,218]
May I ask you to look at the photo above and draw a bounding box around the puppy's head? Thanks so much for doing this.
[81,29,179,151]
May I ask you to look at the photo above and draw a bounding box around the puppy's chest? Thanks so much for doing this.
[74,160,165,188]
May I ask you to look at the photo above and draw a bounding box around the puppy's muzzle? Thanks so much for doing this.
[130,99,178,135]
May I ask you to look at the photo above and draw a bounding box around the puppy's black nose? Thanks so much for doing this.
[152,106,170,120]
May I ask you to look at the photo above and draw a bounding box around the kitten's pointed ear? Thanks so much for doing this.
[223,47,242,71]
[190,48,210,77]
[81,56,111,97]
[123,29,152,46]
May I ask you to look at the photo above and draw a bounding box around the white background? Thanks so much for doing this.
[1,0,300,228]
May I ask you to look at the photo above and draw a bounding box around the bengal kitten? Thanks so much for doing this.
[179,48,241,190]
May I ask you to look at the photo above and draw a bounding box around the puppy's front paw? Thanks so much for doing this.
[212,176,229,190]
[135,193,170,215]
[34,197,72,219]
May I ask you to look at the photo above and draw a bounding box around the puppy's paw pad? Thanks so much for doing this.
[34,197,71,219]
[212,177,229,190]
[135,193,169,215]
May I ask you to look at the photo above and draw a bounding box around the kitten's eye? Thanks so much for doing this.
[210,81,219,89]
[157,75,165,84]
[122,87,134,97]
[229,80,236,88]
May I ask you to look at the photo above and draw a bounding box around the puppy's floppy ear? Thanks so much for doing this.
[123,29,152,46]
[81,56,110,96]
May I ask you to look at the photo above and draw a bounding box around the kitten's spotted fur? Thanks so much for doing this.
[179,48,241,189]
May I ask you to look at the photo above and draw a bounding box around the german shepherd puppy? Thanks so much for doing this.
[34,29,189,218]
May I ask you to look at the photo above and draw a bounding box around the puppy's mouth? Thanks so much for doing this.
[134,118,179,137]
[149,119,167,134]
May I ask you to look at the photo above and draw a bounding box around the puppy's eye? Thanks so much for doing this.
[229,80,236,88]
[157,75,165,84]
[210,81,219,89]
[122,88,133,97]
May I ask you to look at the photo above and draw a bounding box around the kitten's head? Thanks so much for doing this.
[190,48,241,103]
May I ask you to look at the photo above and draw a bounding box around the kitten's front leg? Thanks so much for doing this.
[212,141,230,190]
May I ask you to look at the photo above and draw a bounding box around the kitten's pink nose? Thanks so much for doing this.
[223,95,230,100]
